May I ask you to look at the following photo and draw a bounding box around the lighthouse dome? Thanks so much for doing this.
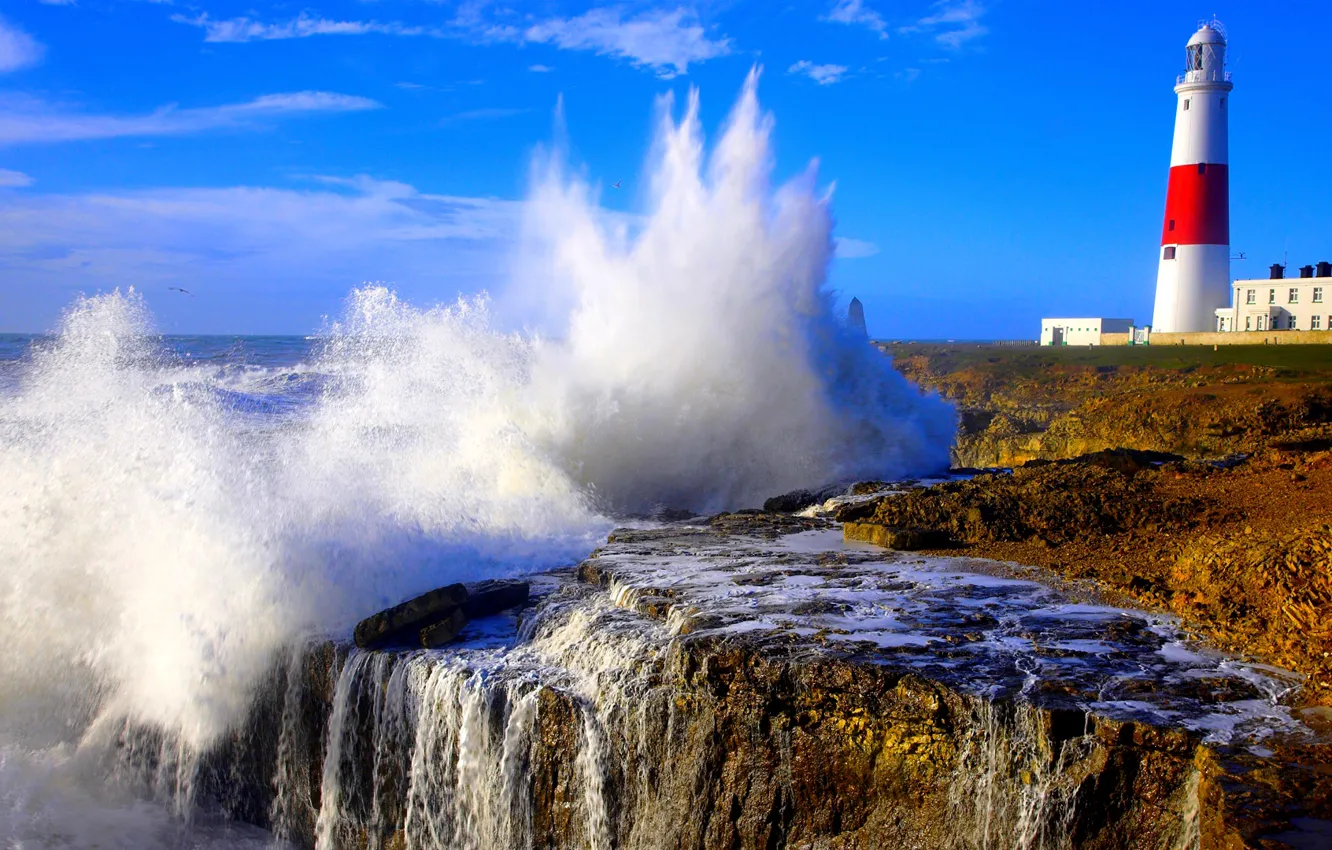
[1187,25,1226,47]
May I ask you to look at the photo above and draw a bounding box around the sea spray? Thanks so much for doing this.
[0,71,955,843]
[519,68,956,512]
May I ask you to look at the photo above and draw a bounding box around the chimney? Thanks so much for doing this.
[1300,265,1315,279]
[1317,261,1332,278]
[1269,263,1285,279]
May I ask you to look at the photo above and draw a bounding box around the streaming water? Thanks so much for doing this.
[0,73,958,846]
[164,523,1295,850]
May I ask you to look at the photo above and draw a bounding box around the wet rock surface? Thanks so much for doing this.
[162,515,1332,849]
[849,449,1332,707]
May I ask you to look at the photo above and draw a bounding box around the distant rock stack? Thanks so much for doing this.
[847,297,868,338]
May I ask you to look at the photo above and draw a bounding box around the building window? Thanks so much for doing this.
[1316,287,1324,303]
[1313,315,1322,330]
[1163,246,1176,260]
[1246,289,1256,304]
[1246,316,1252,331]
[1257,316,1266,330]
[1290,288,1299,303]
[1289,315,1299,330]
[1270,289,1277,304]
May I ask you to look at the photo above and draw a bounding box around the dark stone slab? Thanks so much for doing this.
[419,608,468,648]
[462,580,531,620]
[353,583,468,649]
[763,483,850,514]
[763,489,817,513]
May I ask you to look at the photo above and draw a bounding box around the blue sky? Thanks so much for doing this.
[1,1,1330,337]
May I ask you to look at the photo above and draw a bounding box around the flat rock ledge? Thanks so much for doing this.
[171,513,1329,850]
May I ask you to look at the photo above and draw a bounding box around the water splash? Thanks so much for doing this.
[0,72,954,844]
[519,68,955,512]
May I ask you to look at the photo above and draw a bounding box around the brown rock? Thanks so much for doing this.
[844,523,951,551]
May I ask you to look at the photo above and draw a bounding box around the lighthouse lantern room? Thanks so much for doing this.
[1151,20,1234,333]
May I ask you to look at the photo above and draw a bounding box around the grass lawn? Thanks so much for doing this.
[878,342,1332,381]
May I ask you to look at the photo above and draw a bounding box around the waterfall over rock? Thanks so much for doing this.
[96,518,1319,849]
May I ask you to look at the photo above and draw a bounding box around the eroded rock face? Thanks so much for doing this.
[884,344,1332,469]
[134,517,1331,850]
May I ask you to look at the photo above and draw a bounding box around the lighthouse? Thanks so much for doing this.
[1151,20,1233,333]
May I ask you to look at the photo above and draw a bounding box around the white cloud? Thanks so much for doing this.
[528,64,554,73]
[0,18,44,72]
[513,7,730,78]
[0,168,33,187]
[172,7,729,78]
[440,107,529,125]
[823,1,887,39]
[0,177,523,332]
[172,13,437,43]
[901,0,988,48]
[38,0,78,6]
[0,91,381,147]
[834,237,879,259]
[788,60,848,86]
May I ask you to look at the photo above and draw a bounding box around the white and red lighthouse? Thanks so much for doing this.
[1151,21,1233,333]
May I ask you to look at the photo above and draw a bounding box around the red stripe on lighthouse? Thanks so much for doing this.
[1161,163,1229,245]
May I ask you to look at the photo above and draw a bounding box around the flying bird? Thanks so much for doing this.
[168,287,194,296]
[611,181,622,189]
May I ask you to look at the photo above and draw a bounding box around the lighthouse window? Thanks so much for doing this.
[1197,163,1207,175]
[1163,247,1176,260]
[1168,219,1176,232]
[1183,99,1191,111]
[1246,289,1256,304]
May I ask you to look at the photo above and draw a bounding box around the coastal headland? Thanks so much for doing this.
[853,342,1332,709]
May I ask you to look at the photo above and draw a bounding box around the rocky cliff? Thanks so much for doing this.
[120,514,1330,849]
[885,345,1332,468]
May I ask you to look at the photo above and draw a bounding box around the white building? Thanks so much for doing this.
[1040,318,1135,346]
[1215,263,1332,331]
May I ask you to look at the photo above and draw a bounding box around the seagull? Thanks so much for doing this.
[168,286,194,296]
[611,181,622,189]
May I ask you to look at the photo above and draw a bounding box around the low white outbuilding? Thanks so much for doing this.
[1039,318,1135,346]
